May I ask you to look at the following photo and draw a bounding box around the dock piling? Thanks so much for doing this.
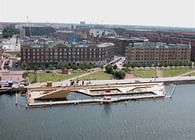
[170,85,176,99]
[15,93,18,106]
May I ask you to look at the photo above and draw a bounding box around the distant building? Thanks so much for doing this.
[23,26,55,37]
[75,29,89,39]
[2,37,21,52]
[21,42,114,67]
[0,47,3,66]
[99,36,147,56]
[80,21,86,25]
[54,30,82,42]
[19,28,26,39]
[89,29,117,38]
[70,25,76,30]
[0,30,2,38]
[0,25,3,38]
[125,42,191,66]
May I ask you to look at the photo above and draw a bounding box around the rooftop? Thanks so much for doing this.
[128,42,191,49]
[22,40,114,48]
[104,36,148,41]
[57,42,114,48]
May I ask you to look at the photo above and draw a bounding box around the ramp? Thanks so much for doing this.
[35,89,71,100]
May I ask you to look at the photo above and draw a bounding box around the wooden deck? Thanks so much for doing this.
[28,94,165,107]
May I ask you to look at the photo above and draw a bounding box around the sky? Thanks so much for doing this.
[0,0,195,27]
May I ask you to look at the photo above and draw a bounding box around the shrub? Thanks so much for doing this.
[113,64,117,70]
[105,64,113,74]
[114,70,125,79]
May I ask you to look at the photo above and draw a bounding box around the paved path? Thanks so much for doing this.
[0,70,25,82]
[156,68,163,78]
[176,70,195,77]
[68,68,102,81]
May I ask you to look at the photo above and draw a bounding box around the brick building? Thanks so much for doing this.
[21,42,114,67]
[117,30,195,61]
[0,48,3,65]
[99,36,147,56]
[125,42,191,66]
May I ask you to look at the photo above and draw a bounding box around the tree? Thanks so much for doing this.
[71,64,78,70]
[105,64,113,74]
[39,65,45,70]
[63,64,68,69]
[22,63,27,69]
[79,63,87,70]
[57,64,64,70]
[22,72,28,78]
[48,64,54,70]
[33,65,39,71]
[123,63,128,67]
[136,63,141,67]
[16,52,21,57]
[122,67,130,73]
[113,64,117,70]
[114,70,126,79]
[2,27,19,38]
[86,63,92,69]
[188,62,192,67]
[142,63,146,67]
[130,63,136,69]
[164,63,168,67]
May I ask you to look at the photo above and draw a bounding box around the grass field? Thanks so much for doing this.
[27,71,84,82]
[187,72,195,76]
[132,69,156,78]
[162,68,194,77]
[80,71,113,80]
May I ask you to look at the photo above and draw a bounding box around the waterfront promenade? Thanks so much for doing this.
[28,76,195,89]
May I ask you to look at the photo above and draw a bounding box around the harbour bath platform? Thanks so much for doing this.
[27,82,165,107]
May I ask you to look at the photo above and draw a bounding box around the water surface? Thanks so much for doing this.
[0,84,195,140]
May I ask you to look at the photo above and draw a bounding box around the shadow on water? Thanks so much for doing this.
[103,104,111,114]
[0,93,15,97]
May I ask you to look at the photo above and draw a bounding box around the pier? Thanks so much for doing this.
[0,86,27,94]
[27,82,165,107]
[28,95,165,107]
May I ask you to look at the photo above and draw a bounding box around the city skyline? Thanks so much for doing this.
[0,0,195,28]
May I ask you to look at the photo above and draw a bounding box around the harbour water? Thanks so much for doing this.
[1,84,195,140]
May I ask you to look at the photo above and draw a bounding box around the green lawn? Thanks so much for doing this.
[188,72,195,76]
[80,71,113,80]
[27,71,84,82]
[132,69,156,78]
[162,68,194,77]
